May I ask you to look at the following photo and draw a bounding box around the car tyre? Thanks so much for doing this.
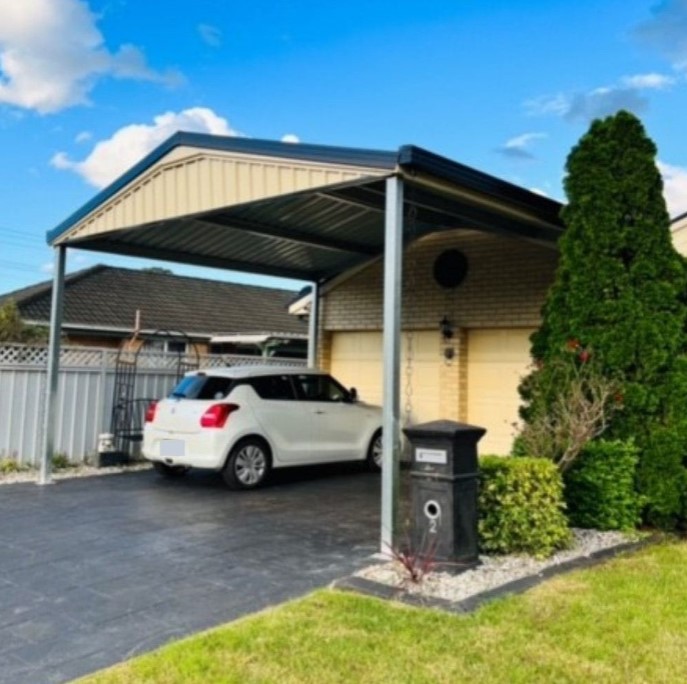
[367,430,383,471]
[153,462,190,477]
[223,438,271,490]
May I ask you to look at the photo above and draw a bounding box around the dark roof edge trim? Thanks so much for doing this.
[671,210,687,224]
[397,145,564,225]
[47,133,398,245]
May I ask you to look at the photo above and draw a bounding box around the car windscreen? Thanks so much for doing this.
[169,375,235,400]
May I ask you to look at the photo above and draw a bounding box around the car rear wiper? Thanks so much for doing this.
[170,391,187,398]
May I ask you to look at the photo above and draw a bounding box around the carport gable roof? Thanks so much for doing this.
[47,133,564,283]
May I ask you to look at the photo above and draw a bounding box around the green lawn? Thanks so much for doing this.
[78,541,687,684]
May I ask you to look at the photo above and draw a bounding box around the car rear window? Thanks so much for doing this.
[169,375,235,400]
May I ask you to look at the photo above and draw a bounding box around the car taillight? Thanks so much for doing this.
[200,403,239,428]
[144,400,158,423]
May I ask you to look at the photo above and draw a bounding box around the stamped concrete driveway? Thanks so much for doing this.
[0,465,380,684]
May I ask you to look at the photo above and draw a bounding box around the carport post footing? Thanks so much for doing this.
[39,245,66,485]
[381,175,403,553]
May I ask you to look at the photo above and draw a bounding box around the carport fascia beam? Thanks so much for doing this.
[381,175,403,553]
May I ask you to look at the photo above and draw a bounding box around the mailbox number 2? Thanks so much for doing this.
[423,500,441,535]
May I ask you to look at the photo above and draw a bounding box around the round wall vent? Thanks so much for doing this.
[433,249,468,289]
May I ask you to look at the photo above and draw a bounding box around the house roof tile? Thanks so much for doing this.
[0,265,307,338]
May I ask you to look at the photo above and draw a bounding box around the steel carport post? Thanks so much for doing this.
[380,175,403,553]
[307,280,319,368]
[39,245,67,485]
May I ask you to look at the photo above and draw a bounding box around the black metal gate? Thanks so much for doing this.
[108,331,199,460]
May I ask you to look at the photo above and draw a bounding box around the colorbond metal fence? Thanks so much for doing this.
[0,344,305,466]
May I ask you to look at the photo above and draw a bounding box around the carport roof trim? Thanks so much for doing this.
[47,133,563,245]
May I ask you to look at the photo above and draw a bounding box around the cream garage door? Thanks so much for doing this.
[467,328,535,456]
[330,331,442,425]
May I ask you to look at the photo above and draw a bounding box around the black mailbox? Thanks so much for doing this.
[403,420,485,568]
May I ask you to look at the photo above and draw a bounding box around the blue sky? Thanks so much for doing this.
[1,0,686,295]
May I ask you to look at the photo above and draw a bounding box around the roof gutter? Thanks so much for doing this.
[396,145,564,231]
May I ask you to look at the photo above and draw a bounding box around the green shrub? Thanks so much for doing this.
[564,440,641,530]
[635,428,687,529]
[0,457,29,473]
[51,453,74,470]
[479,456,571,558]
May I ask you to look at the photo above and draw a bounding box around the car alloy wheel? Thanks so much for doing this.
[224,438,271,490]
[367,430,383,471]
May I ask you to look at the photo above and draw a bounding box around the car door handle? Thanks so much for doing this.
[314,409,326,415]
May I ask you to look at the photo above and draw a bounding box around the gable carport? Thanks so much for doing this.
[42,134,564,550]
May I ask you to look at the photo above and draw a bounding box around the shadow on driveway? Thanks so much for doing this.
[0,465,380,684]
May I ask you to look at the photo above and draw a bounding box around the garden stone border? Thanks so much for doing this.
[332,537,656,614]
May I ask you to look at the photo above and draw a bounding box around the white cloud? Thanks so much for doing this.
[198,23,222,47]
[496,132,547,159]
[635,1,687,74]
[658,160,687,217]
[51,107,239,188]
[524,93,570,117]
[75,130,91,143]
[621,73,675,89]
[0,0,180,114]
[281,133,300,143]
[526,69,676,124]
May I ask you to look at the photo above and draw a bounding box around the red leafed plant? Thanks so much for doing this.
[385,533,439,585]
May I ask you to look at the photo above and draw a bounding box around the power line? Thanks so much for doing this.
[0,260,43,274]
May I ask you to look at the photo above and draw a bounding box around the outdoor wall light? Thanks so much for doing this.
[440,316,454,341]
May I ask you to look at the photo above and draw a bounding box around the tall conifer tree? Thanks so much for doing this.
[521,111,687,527]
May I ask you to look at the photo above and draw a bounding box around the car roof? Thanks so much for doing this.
[186,365,320,380]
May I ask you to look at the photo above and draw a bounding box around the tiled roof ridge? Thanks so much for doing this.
[95,264,299,297]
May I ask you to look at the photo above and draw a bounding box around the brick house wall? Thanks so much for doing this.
[318,229,559,452]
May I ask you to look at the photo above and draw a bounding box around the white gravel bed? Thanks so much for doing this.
[0,462,152,485]
[356,529,637,603]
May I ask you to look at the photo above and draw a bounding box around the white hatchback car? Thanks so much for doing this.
[142,366,383,489]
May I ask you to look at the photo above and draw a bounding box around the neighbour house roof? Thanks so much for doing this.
[47,134,565,285]
[0,265,307,339]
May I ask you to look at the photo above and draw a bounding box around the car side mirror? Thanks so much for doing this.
[348,387,358,403]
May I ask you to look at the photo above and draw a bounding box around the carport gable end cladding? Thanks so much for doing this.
[45,132,564,546]
[142,366,384,489]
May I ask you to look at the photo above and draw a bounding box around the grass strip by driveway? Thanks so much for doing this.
[78,540,687,684]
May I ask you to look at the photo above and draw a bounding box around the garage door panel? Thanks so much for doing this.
[330,331,441,425]
[467,328,534,456]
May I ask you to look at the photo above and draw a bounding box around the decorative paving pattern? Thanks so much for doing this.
[0,467,379,684]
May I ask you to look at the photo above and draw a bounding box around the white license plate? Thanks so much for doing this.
[161,439,185,457]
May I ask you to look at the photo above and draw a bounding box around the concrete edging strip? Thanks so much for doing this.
[332,537,655,614]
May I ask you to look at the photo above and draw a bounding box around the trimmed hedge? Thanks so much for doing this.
[564,439,641,531]
[636,428,687,529]
[479,456,571,558]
